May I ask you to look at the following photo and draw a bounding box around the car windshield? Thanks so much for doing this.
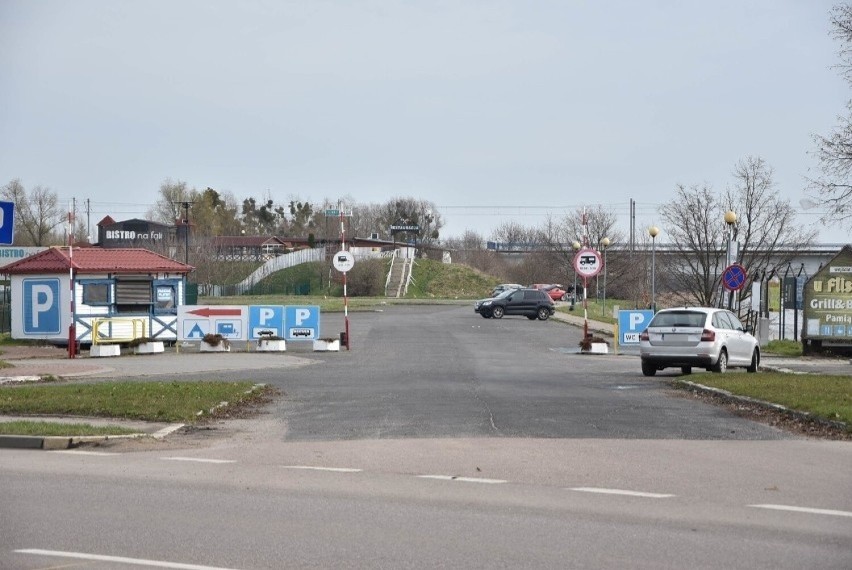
[650,311,706,328]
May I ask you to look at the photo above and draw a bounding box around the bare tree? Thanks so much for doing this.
[147,179,191,225]
[1,179,63,246]
[661,158,815,308]
[808,4,852,226]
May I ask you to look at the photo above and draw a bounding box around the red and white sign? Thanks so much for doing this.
[177,305,248,341]
[573,247,603,278]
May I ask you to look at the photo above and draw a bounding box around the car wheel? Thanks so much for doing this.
[681,366,692,375]
[561,294,568,301]
[537,307,550,321]
[746,349,759,373]
[526,315,537,320]
[641,361,657,376]
[491,306,504,319]
[711,349,728,373]
[481,312,491,319]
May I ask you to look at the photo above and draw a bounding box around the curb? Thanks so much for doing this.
[0,424,186,451]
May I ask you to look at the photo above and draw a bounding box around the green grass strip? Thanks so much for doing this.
[0,421,140,437]
[0,381,259,423]
[692,372,852,427]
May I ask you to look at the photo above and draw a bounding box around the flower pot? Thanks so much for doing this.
[257,339,286,352]
[585,342,609,354]
[313,339,340,352]
[200,342,230,352]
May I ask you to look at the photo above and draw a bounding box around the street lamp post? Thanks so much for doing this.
[571,241,581,310]
[724,210,737,309]
[648,226,660,312]
[600,237,610,316]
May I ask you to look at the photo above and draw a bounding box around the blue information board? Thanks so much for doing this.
[23,278,61,335]
[248,305,285,339]
[0,201,15,245]
[617,310,654,345]
[284,305,320,341]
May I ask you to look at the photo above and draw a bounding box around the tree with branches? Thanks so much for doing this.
[1,179,63,246]
[661,157,815,308]
[808,4,852,227]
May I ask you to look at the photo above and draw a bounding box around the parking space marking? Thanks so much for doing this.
[749,504,852,518]
[569,487,675,498]
[282,465,363,473]
[14,549,242,569]
[417,475,508,484]
[162,457,237,464]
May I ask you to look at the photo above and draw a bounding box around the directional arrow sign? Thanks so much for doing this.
[188,307,243,317]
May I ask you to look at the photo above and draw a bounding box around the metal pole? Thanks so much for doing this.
[602,246,607,317]
[651,236,656,313]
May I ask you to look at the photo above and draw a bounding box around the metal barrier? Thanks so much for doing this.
[91,318,147,345]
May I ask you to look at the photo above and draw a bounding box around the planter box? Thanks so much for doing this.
[134,341,164,355]
[90,344,121,358]
[200,343,230,352]
[313,339,340,352]
[257,339,286,352]
[586,342,609,354]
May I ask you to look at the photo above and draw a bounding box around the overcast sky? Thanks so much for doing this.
[1,0,849,244]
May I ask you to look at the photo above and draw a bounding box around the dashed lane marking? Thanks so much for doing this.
[14,549,242,569]
[162,457,237,464]
[569,487,675,498]
[749,504,852,518]
[417,475,508,484]
[49,450,120,456]
[282,466,363,473]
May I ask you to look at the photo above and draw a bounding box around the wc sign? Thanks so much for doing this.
[23,278,61,335]
[618,309,654,346]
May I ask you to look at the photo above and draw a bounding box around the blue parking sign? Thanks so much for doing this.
[23,278,61,334]
[284,305,320,341]
[248,305,285,339]
[618,310,654,346]
[0,201,15,245]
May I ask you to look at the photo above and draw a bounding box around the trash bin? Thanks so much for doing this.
[340,331,348,346]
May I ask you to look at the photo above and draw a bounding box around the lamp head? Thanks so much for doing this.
[648,226,660,238]
[572,241,581,251]
[600,237,611,248]
[724,210,737,225]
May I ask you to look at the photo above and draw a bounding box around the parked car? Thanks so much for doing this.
[474,287,555,320]
[489,283,523,297]
[639,307,760,376]
[531,283,573,302]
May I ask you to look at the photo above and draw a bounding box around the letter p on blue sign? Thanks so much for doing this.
[23,278,61,334]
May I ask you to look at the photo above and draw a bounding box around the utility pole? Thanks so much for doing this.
[182,201,190,265]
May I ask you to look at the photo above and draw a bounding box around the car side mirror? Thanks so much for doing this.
[743,325,753,334]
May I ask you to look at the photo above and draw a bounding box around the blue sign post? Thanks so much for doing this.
[0,201,15,245]
[617,310,654,346]
[284,305,320,341]
[23,278,61,335]
[249,305,285,339]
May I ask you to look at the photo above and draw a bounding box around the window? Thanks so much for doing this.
[82,281,110,305]
[115,279,152,313]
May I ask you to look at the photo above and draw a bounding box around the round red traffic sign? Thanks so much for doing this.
[573,247,603,278]
[722,263,747,291]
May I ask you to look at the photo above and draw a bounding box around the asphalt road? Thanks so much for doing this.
[2,304,851,569]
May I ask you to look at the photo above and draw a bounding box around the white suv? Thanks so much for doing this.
[639,307,760,376]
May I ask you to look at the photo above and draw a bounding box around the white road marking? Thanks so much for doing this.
[749,504,852,518]
[281,465,362,473]
[161,457,236,464]
[152,424,186,439]
[49,450,120,456]
[417,475,508,484]
[14,549,242,570]
[569,487,675,498]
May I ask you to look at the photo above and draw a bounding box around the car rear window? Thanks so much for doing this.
[650,311,706,328]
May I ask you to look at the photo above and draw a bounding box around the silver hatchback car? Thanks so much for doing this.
[639,307,759,376]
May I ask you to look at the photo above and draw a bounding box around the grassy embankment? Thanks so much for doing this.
[0,382,268,435]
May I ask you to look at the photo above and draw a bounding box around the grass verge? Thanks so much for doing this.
[764,339,804,357]
[0,421,140,437]
[0,381,264,423]
[684,372,851,429]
